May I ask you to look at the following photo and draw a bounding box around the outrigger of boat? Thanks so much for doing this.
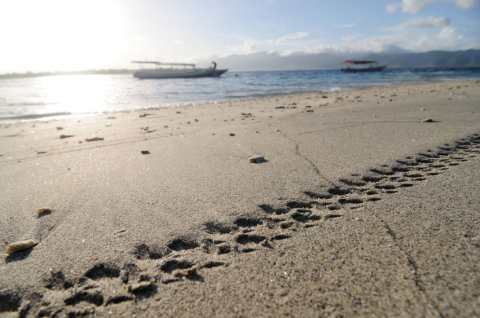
[341,60,386,73]
[132,61,228,79]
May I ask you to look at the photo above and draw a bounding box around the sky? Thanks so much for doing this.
[0,0,478,73]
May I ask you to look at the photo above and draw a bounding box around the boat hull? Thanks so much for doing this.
[341,66,386,73]
[134,68,227,79]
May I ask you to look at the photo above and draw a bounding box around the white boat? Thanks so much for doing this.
[132,61,227,79]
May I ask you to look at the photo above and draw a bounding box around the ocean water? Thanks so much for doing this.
[1,68,479,120]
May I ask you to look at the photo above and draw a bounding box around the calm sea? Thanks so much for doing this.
[1,68,479,120]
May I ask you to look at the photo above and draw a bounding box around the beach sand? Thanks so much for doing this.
[1,80,480,317]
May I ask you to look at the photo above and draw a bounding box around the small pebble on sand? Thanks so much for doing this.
[422,118,437,123]
[5,240,38,256]
[249,155,267,164]
[59,134,74,139]
[229,133,236,137]
[85,137,104,142]
[141,150,150,155]
[37,208,52,217]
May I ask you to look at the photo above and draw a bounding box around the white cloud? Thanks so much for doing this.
[335,23,357,29]
[379,15,470,51]
[437,25,463,43]
[386,3,400,13]
[274,32,309,45]
[228,32,310,55]
[224,17,477,58]
[224,27,477,57]
[335,25,467,52]
[402,0,435,13]
[240,40,257,54]
[386,0,477,14]
[399,16,451,28]
[455,0,476,9]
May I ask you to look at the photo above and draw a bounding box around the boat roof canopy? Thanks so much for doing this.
[131,61,196,67]
[344,60,377,65]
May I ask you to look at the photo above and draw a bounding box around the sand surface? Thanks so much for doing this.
[0,79,480,317]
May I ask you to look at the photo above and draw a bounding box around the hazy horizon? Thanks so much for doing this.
[1,49,480,75]
[0,0,479,73]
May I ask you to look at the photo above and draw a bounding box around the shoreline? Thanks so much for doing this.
[1,78,480,124]
[1,79,480,316]
[2,65,480,80]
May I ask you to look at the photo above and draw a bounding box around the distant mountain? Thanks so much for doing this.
[365,49,480,69]
[204,49,480,71]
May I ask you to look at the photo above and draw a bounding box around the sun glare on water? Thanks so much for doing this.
[0,0,127,72]
[38,75,117,115]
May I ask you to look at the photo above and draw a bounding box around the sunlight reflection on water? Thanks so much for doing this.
[1,68,480,120]
[39,75,116,115]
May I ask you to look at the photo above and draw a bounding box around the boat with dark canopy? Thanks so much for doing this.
[341,60,386,73]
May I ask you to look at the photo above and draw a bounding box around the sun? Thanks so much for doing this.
[0,0,128,72]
